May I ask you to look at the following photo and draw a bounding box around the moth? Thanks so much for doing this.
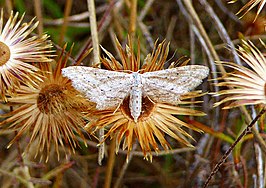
[62,65,209,122]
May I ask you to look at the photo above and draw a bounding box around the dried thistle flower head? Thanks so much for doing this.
[86,38,208,161]
[214,40,266,108]
[1,45,91,162]
[0,10,53,101]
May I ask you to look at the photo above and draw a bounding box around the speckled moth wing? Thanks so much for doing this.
[62,66,133,110]
[142,65,209,103]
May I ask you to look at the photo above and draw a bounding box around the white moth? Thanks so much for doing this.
[62,65,209,122]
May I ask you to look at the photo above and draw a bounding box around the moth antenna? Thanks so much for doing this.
[203,107,266,188]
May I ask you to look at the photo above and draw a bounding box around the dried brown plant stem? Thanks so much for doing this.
[79,132,195,156]
[45,12,89,24]
[0,167,34,188]
[33,0,43,35]
[12,105,24,166]
[138,0,154,21]
[5,0,12,14]
[87,0,104,165]
[179,2,221,168]
[240,156,248,187]
[166,16,177,42]
[181,0,222,71]
[242,107,266,154]
[76,0,115,64]
[112,13,124,40]
[264,161,266,187]
[59,0,73,46]
[42,162,74,180]
[214,35,266,50]
[137,0,154,48]
[17,167,34,188]
[129,0,137,38]
[114,143,137,188]
[214,0,241,23]
[252,107,264,188]
[104,139,116,188]
[203,107,266,188]
[199,0,241,66]
[179,0,221,131]
[138,21,154,49]
[118,147,195,156]
[108,27,121,58]
[255,142,264,187]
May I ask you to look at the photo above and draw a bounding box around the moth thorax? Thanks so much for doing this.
[132,72,142,86]
[0,41,11,66]
[121,95,156,123]
[37,84,67,114]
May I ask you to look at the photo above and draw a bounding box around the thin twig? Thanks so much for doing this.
[104,139,116,188]
[255,142,264,188]
[214,35,266,50]
[189,25,195,66]
[114,143,137,188]
[240,156,248,188]
[76,0,116,64]
[88,0,101,63]
[139,0,154,21]
[137,0,155,49]
[5,0,12,13]
[118,147,195,156]
[181,0,221,67]
[199,0,242,66]
[44,5,108,26]
[45,21,90,27]
[166,16,177,42]
[214,0,242,23]
[129,0,137,38]
[177,0,220,131]
[0,167,33,188]
[203,107,266,188]
[87,0,104,165]
[264,159,266,188]
[240,105,266,155]
[138,21,154,50]
[78,134,195,157]
[45,12,90,24]
[59,0,73,46]
[33,0,43,35]
[252,107,264,188]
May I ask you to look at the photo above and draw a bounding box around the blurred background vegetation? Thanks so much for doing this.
[0,0,265,187]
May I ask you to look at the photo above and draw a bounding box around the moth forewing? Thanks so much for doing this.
[62,66,133,110]
[142,65,209,103]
